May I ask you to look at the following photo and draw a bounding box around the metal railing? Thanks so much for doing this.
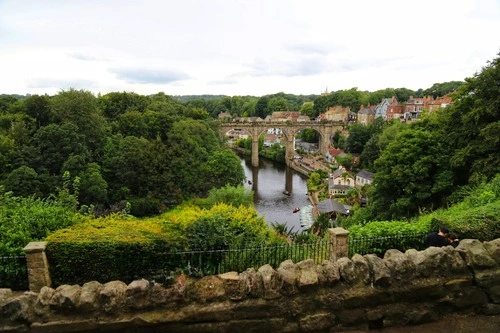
[349,232,428,258]
[152,240,332,280]
[0,255,29,291]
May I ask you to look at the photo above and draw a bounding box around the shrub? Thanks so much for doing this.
[0,192,83,256]
[45,215,186,286]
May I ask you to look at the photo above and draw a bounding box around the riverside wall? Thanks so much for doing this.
[1,239,500,333]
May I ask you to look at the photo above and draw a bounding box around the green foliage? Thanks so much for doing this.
[0,190,83,256]
[422,81,463,98]
[45,203,279,285]
[203,184,254,208]
[202,149,245,189]
[260,143,285,162]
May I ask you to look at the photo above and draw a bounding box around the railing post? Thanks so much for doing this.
[328,227,349,262]
[23,241,52,292]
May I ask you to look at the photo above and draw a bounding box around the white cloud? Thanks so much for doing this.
[0,0,498,96]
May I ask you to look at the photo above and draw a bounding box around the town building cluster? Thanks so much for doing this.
[319,95,453,124]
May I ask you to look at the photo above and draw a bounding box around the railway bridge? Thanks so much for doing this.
[219,121,343,167]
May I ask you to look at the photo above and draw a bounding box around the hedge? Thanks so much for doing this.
[45,215,187,286]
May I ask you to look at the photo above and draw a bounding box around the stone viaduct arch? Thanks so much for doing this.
[219,121,343,167]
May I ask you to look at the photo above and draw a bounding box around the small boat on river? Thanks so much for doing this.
[283,190,290,196]
[292,208,300,213]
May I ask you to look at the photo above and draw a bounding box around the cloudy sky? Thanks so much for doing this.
[1,0,499,97]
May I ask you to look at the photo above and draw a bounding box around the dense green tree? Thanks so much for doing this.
[336,154,355,170]
[268,97,289,111]
[78,163,108,205]
[165,119,220,197]
[422,81,463,98]
[183,106,209,120]
[359,136,379,170]
[345,123,372,153]
[50,89,109,155]
[32,123,89,175]
[300,102,315,118]
[24,94,51,128]
[102,135,155,201]
[115,111,148,138]
[369,128,453,219]
[0,135,15,177]
[203,149,245,189]
[255,96,270,118]
[98,92,148,120]
[312,95,330,116]
[2,166,42,197]
[393,88,415,103]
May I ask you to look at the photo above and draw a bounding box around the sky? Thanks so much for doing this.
[0,0,499,97]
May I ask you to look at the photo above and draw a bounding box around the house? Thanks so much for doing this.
[385,97,404,121]
[329,167,355,196]
[427,95,453,112]
[271,111,301,122]
[356,170,374,187]
[404,96,433,121]
[325,148,345,163]
[218,112,232,121]
[357,105,376,125]
[317,198,349,219]
[322,106,351,122]
[375,98,392,119]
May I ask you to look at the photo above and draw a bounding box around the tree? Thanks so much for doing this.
[116,111,148,138]
[202,149,246,189]
[78,163,108,205]
[183,107,209,120]
[50,89,109,155]
[2,166,42,197]
[300,102,315,118]
[422,81,463,98]
[345,123,371,153]
[165,119,220,197]
[24,94,51,128]
[268,97,289,111]
[98,92,148,120]
[336,154,355,170]
[32,123,89,175]
[441,54,500,184]
[255,96,270,118]
[369,128,453,219]
[393,88,415,103]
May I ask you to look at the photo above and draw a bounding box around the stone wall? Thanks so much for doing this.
[1,238,499,333]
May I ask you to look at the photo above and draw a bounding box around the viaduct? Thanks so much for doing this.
[218,121,344,167]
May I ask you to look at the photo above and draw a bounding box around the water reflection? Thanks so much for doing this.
[241,157,310,231]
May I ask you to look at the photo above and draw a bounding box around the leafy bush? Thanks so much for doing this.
[46,214,185,285]
[0,191,83,256]
[45,203,283,285]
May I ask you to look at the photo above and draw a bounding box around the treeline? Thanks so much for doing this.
[162,81,462,121]
[0,91,245,217]
[342,54,499,221]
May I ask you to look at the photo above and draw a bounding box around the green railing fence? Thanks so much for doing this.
[1,232,431,289]
[0,255,29,291]
[151,239,332,280]
[349,232,428,257]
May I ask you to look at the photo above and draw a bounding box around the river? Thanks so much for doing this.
[240,156,311,232]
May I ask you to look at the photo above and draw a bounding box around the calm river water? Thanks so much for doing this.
[240,156,310,232]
